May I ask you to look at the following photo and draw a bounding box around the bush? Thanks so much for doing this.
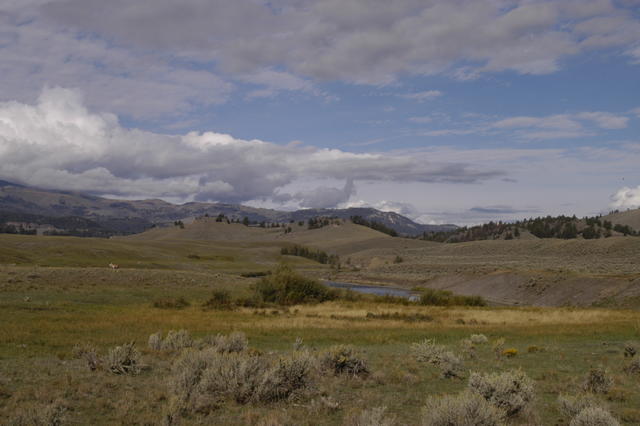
[582,368,613,394]
[202,290,234,310]
[321,345,369,377]
[470,334,488,344]
[625,357,640,374]
[72,343,100,371]
[558,394,604,418]
[422,391,505,426]
[148,330,194,351]
[254,264,338,305]
[148,332,162,351]
[419,288,486,307]
[411,339,464,378]
[349,406,396,426]
[167,348,315,416]
[200,332,248,353]
[468,370,534,418]
[153,297,190,309]
[106,342,140,375]
[569,407,620,426]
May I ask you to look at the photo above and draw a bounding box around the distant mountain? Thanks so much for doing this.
[0,180,455,237]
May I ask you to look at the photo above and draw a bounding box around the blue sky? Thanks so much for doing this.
[0,0,639,225]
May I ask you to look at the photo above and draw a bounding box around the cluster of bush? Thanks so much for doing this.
[418,288,487,307]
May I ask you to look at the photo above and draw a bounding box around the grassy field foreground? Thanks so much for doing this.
[1,264,640,425]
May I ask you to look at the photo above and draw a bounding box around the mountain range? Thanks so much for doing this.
[0,180,456,237]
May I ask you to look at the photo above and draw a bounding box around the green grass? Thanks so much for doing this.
[2,232,640,424]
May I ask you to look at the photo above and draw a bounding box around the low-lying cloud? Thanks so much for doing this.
[610,185,640,210]
[0,88,502,207]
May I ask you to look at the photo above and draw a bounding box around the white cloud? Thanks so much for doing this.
[610,185,640,209]
[400,90,443,102]
[0,87,502,206]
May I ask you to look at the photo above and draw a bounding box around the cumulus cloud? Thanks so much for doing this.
[0,0,636,119]
[610,185,640,209]
[0,88,502,205]
[289,179,356,208]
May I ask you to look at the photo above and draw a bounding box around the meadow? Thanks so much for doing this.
[1,226,640,425]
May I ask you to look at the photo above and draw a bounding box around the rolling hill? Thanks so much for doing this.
[0,180,454,237]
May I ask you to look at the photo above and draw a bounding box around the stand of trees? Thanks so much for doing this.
[422,214,638,243]
[280,244,339,265]
[350,215,398,237]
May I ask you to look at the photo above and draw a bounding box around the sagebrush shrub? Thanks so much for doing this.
[582,368,613,394]
[569,407,620,426]
[467,370,534,418]
[349,406,396,426]
[149,330,194,351]
[422,391,505,426]
[557,393,604,418]
[321,345,369,377]
[167,347,316,417]
[470,334,488,344]
[148,332,162,351]
[106,342,140,375]
[72,343,100,371]
[412,339,464,378]
[200,331,248,353]
[624,357,640,374]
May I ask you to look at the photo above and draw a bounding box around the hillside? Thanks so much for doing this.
[602,208,640,230]
[0,180,450,237]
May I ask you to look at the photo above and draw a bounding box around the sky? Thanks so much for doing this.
[0,0,639,225]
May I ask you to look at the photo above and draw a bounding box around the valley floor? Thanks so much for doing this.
[1,265,640,424]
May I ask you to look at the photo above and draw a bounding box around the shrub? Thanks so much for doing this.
[153,297,190,309]
[72,343,100,371]
[624,342,637,358]
[148,332,162,351]
[558,394,604,418]
[470,334,488,344]
[582,368,613,394]
[202,290,234,310]
[422,391,505,426]
[569,407,620,426]
[468,370,535,418]
[254,264,338,305]
[321,345,369,377]
[200,332,248,353]
[418,288,487,307]
[412,339,464,378]
[527,345,542,353]
[164,330,194,351]
[167,348,315,416]
[625,357,640,374]
[349,406,396,426]
[106,342,140,375]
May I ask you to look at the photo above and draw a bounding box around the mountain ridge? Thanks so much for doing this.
[0,179,455,237]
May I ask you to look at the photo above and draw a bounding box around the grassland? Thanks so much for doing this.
[2,222,640,424]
